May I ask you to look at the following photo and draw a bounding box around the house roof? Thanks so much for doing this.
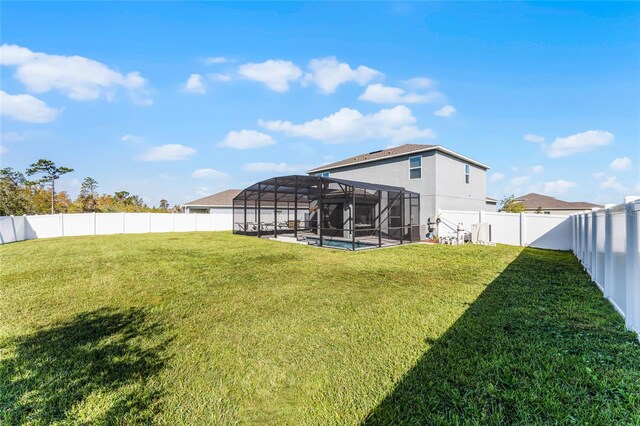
[307,143,490,173]
[183,189,242,207]
[514,193,602,210]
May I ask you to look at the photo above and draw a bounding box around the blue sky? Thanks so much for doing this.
[1,2,638,206]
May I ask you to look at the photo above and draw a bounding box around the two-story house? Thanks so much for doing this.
[307,144,494,229]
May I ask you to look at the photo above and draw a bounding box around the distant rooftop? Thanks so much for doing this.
[307,144,490,173]
[514,193,602,210]
[183,189,242,207]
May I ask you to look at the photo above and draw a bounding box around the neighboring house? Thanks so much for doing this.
[307,144,494,230]
[510,193,602,215]
[182,189,241,214]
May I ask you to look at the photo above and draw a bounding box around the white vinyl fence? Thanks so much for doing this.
[573,200,640,337]
[0,212,233,244]
[437,210,573,250]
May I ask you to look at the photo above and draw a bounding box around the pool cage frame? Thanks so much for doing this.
[232,175,420,250]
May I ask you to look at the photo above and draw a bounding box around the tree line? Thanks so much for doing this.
[1,159,180,216]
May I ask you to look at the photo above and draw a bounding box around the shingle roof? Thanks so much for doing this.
[514,193,602,210]
[307,143,489,173]
[183,189,242,207]
[308,144,436,173]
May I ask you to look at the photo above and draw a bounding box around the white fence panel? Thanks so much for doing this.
[573,199,640,339]
[594,212,606,288]
[195,214,216,231]
[483,211,521,246]
[123,213,150,234]
[12,216,28,242]
[27,214,62,239]
[214,212,233,231]
[63,213,95,237]
[524,214,572,250]
[438,210,571,250]
[0,216,18,243]
[0,212,235,244]
[609,210,627,316]
[150,213,174,233]
[96,213,125,235]
[174,214,197,232]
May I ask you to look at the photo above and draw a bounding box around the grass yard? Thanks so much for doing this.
[1,232,639,425]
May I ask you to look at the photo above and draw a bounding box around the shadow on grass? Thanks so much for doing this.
[1,307,172,425]
[363,248,640,424]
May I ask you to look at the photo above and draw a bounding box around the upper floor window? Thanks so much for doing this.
[464,164,470,184]
[317,172,330,177]
[409,156,422,179]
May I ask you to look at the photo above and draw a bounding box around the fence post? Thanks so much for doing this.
[172,213,175,232]
[591,211,598,279]
[122,212,125,234]
[576,215,582,261]
[575,214,580,256]
[586,212,592,271]
[148,212,152,233]
[10,215,17,242]
[625,201,640,334]
[604,209,612,298]
[519,213,525,247]
[60,213,64,237]
[93,212,97,235]
[571,215,575,254]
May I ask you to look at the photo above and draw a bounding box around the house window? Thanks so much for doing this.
[465,164,470,184]
[409,156,421,179]
[317,172,330,177]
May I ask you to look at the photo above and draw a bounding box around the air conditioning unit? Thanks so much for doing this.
[471,223,491,244]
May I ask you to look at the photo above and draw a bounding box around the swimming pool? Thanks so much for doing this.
[303,237,377,250]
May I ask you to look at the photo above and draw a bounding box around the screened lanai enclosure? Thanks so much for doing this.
[233,175,420,250]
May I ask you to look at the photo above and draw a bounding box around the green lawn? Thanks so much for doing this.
[1,232,638,425]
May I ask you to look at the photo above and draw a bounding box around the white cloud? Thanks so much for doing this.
[242,162,308,173]
[403,77,434,89]
[609,156,632,171]
[259,105,435,144]
[0,131,28,142]
[138,144,196,161]
[191,168,229,179]
[183,73,206,94]
[1,145,8,154]
[0,44,151,103]
[359,83,438,104]
[546,130,614,158]
[238,59,302,92]
[208,73,232,82]
[530,165,544,174]
[304,57,382,93]
[0,90,60,123]
[1,131,27,142]
[218,129,276,149]
[592,171,605,178]
[543,179,576,195]
[489,172,504,183]
[599,176,627,192]
[434,105,456,118]
[510,176,530,186]
[524,133,545,143]
[121,134,143,143]
[204,56,228,65]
